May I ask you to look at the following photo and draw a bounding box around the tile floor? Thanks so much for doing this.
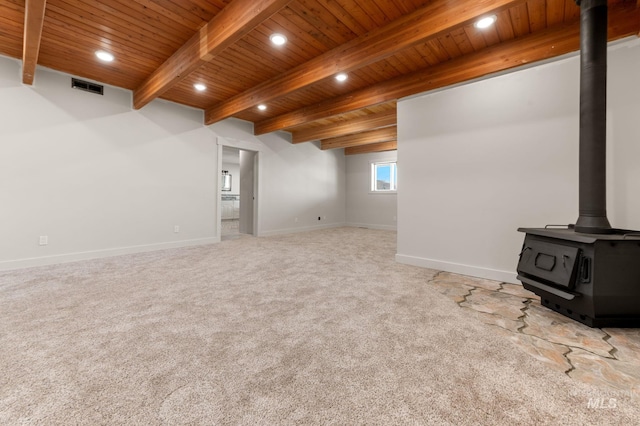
[428,272,640,396]
[221,219,241,241]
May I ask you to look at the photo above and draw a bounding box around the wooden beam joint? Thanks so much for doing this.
[204,0,527,125]
[133,0,291,109]
[345,141,398,156]
[321,126,397,150]
[291,109,396,144]
[255,4,639,135]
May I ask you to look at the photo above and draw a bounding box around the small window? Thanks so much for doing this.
[371,161,397,192]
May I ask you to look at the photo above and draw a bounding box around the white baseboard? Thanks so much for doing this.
[395,253,519,284]
[258,222,347,237]
[345,222,397,231]
[0,237,220,271]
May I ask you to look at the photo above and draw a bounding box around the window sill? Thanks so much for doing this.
[369,191,397,195]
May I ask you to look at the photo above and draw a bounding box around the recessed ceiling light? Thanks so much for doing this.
[335,73,348,82]
[269,33,287,46]
[95,50,114,62]
[474,15,497,29]
[257,104,267,111]
[194,83,206,91]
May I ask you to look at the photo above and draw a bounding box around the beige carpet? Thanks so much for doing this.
[0,227,637,425]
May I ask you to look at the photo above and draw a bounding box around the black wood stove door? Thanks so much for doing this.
[518,238,580,289]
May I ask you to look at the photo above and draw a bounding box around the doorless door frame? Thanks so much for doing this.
[216,136,263,239]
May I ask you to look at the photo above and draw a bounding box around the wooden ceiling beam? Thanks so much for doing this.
[345,141,398,156]
[255,4,639,135]
[204,0,526,125]
[291,109,396,144]
[133,0,291,109]
[22,0,47,85]
[321,127,396,150]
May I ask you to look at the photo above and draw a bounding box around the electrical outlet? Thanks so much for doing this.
[39,236,48,246]
[174,225,180,233]
[323,216,327,220]
[294,217,298,223]
[318,216,321,221]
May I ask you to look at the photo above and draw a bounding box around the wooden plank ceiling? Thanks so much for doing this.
[2,0,639,155]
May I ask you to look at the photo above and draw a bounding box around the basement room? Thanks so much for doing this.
[1,0,639,424]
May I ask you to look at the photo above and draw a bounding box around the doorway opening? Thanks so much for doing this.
[219,144,258,241]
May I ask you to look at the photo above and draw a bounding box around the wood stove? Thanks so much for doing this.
[516,0,640,328]
[517,227,640,327]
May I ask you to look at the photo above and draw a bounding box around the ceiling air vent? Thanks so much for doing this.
[71,78,104,95]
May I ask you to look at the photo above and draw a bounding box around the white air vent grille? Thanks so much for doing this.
[71,78,104,95]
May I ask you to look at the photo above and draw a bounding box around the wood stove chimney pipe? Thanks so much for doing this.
[574,0,612,233]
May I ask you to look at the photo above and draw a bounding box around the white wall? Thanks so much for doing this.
[0,55,346,269]
[346,151,397,230]
[211,120,346,236]
[0,57,218,270]
[396,37,640,284]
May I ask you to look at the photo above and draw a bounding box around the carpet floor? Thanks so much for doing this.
[1,227,637,425]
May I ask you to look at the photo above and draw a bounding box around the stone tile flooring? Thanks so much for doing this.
[221,219,239,235]
[428,272,640,397]
[221,219,240,241]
